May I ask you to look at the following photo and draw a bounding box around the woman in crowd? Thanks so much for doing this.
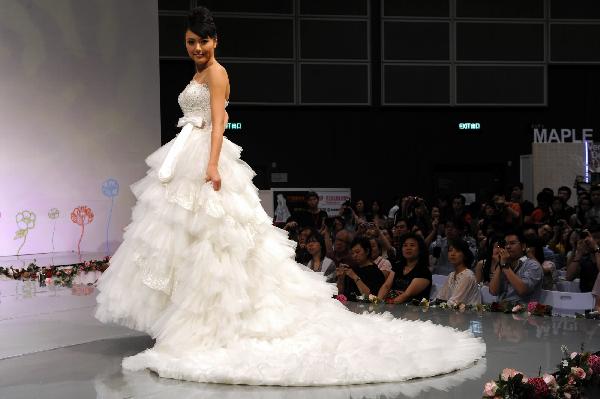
[305,231,336,283]
[524,236,557,290]
[368,200,387,228]
[369,237,392,278]
[569,194,591,228]
[336,237,386,300]
[435,238,481,305]
[380,232,432,303]
[474,234,502,284]
[354,199,368,225]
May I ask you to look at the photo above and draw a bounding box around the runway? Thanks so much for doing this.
[1,256,599,398]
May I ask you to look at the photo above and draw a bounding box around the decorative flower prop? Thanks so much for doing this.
[483,345,600,398]
[334,294,347,304]
[101,178,119,256]
[71,206,94,257]
[47,208,60,253]
[14,210,37,255]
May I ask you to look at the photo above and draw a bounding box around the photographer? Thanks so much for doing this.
[338,200,358,232]
[489,231,543,303]
[336,237,386,300]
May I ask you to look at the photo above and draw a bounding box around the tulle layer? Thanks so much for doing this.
[95,125,486,386]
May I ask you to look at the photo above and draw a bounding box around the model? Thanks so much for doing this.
[95,7,485,386]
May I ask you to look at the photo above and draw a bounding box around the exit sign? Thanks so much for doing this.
[459,122,481,130]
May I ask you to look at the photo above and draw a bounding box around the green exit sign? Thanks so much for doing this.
[459,122,481,130]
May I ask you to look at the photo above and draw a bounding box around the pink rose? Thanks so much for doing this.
[570,352,578,360]
[512,304,523,313]
[45,277,53,286]
[84,261,91,267]
[543,373,558,390]
[527,377,550,397]
[527,301,538,313]
[501,368,520,381]
[571,366,586,380]
[482,381,498,397]
[335,294,347,304]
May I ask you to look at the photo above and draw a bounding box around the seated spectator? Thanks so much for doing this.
[585,185,600,225]
[569,194,591,228]
[510,182,534,224]
[489,231,543,303]
[380,232,432,303]
[369,237,392,277]
[336,237,386,300]
[368,200,388,229]
[566,228,600,294]
[354,199,368,225]
[475,235,502,284]
[429,218,477,275]
[305,231,336,283]
[557,185,575,218]
[435,238,481,305]
[337,200,358,231]
[451,194,473,227]
[530,191,553,224]
[294,226,313,264]
[328,229,356,268]
[525,237,557,290]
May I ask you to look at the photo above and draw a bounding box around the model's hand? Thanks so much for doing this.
[205,164,221,191]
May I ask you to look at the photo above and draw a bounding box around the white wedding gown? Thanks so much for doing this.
[95,79,486,386]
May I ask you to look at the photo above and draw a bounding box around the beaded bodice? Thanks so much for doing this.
[177,80,228,126]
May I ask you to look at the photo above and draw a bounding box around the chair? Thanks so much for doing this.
[539,290,595,311]
[432,274,448,287]
[480,285,498,304]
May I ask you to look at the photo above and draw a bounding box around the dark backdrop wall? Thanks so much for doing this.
[158,0,600,209]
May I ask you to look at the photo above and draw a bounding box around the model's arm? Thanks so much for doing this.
[206,66,229,191]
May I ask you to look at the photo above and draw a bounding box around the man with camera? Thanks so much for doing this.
[489,231,543,303]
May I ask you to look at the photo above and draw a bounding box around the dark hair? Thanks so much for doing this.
[512,182,524,191]
[397,232,429,269]
[306,191,319,200]
[187,7,217,38]
[524,237,545,264]
[504,229,525,244]
[448,238,475,267]
[350,236,372,258]
[558,186,572,198]
[452,194,466,205]
[306,231,327,260]
[445,217,465,232]
[482,234,504,282]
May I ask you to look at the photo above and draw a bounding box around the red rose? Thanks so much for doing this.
[527,377,550,397]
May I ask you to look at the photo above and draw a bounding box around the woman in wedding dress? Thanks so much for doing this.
[95,7,485,386]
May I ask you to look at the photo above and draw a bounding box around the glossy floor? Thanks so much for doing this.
[1,283,599,399]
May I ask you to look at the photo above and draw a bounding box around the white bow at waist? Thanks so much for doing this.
[158,116,208,183]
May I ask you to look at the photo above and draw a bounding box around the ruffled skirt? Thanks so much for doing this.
[95,126,486,386]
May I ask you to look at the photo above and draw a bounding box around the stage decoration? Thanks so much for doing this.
[483,345,600,398]
[70,205,95,257]
[48,208,60,253]
[0,257,110,288]
[14,210,37,255]
[405,298,554,317]
[101,178,119,256]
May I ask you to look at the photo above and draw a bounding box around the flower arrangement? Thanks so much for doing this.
[406,298,554,317]
[0,257,110,287]
[483,345,600,398]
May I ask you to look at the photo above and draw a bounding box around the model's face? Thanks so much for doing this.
[185,30,217,66]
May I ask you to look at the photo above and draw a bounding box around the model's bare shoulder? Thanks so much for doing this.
[206,63,229,86]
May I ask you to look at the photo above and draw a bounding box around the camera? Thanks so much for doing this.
[497,239,507,248]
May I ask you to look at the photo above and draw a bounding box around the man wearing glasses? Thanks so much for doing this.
[489,231,543,303]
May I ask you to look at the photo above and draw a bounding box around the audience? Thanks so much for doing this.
[380,233,432,304]
[435,238,481,305]
[336,237,386,300]
[305,231,336,283]
[284,181,600,311]
[429,218,477,276]
[489,231,543,303]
